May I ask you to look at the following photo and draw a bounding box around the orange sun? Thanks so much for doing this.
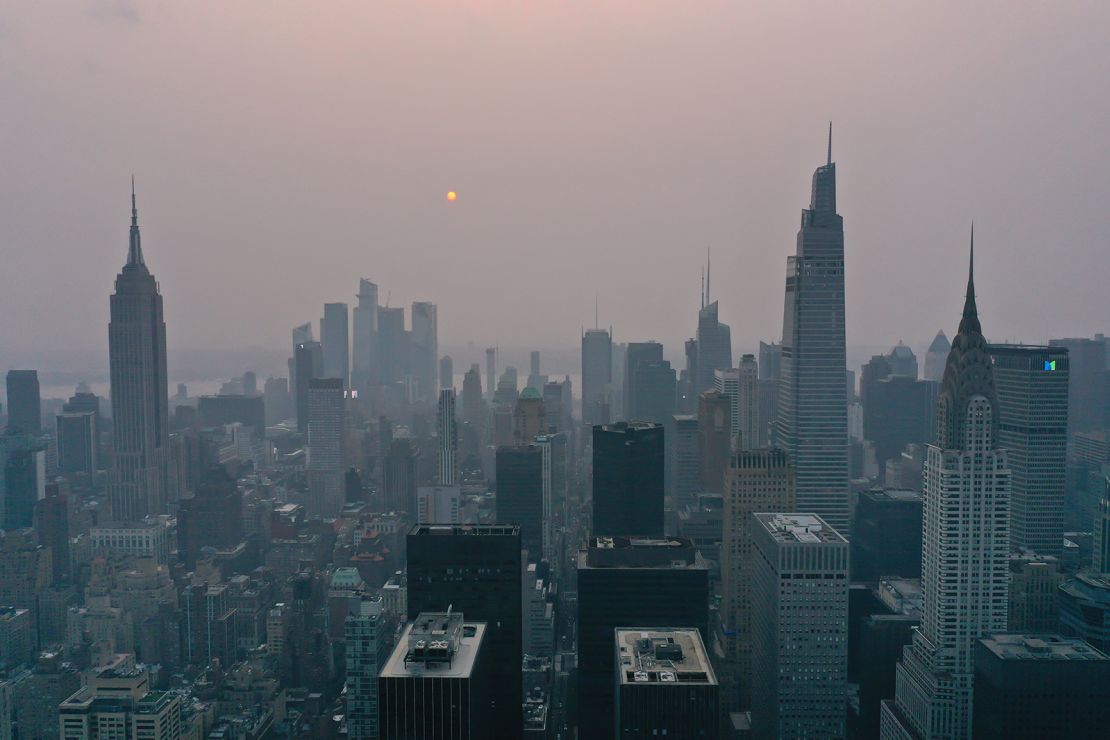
[446,191,458,202]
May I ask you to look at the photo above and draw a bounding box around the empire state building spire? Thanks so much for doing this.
[128,176,145,268]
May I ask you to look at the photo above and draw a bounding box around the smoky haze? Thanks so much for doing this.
[1,1,1108,369]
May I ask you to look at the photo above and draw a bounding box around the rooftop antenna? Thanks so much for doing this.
[595,295,599,330]
[706,246,711,305]
[385,290,391,308]
[827,121,833,166]
[700,265,705,310]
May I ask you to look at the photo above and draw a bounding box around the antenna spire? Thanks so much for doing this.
[827,121,832,166]
[700,265,705,310]
[595,295,599,330]
[706,247,711,305]
[126,176,145,267]
[960,222,981,334]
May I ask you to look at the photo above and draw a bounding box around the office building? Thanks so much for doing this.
[59,659,182,740]
[90,519,171,563]
[628,360,676,425]
[1058,573,1110,651]
[695,296,732,397]
[1095,476,1110,572]
[542,378,573,434]
[0,607,32,671]
[378,306,408,389]
[406,525,522,737]
[851,489,923,582]
[864,375,939,470]
[383,436,418,514]
[577,536,709,740]
[923,331,950,382]
[352,278,379,391]
[887,342,918,378]
[322,301,349,387]
[720,449,795,708]
[989,344,1070,555]
[713,367,740,444]
[262,376,290,425]
[411,301,438,400]
[379,612,489,740]
[775,131,850,531]
[5,370,40,434]
[437,388,458,485]
[623,342,664,423]
[592,422,664,538]
[1048,336,1106,436]
[177,467,244,569]
[485,347,497,402]
[417,485,461,524]
[614,628,719,740]
[669,415,699,510]
[346,596,395,740]
[294,340,323,433]
[536,432,568,565]
[883,241,1012,740]
[698,390,730,494]
[440,355,454,390]
[856,580,922,740]
[0,433,46,530]
[108,185,170,522]
[496,444,544,559]
[736,355,759,449]
[750,513,849,739]
[514,387,546,445]
[1007,554,1062,633]
[307,378,346,518]
[972,634,1110,740]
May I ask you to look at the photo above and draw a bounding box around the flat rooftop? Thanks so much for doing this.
[381,616,486,679]
[409,524,519,537]
[580,536,704,570]
[753,513,847,545]
[616,628,717,686]
[980,634,1109,662]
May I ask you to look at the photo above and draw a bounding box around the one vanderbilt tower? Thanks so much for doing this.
[108,181,170,522]
[775,126,850,531]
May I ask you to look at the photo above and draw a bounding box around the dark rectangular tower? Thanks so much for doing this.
[592,422,664,538]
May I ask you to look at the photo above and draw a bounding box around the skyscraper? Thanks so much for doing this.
[623,341,664,422]
[882,239,1012,740]
[294,341,323,433]
[411,301,438,401]
[695,298,732,397]
[669,414,700,510]
[513,387,545,445]
[485,346,497,402]
[377,307,408,388]
[721,449,795,709]
[592,422,664,538]
[345,596,395,740]
[108,183,170,522]
[989,344,1069,555]
[56,411,97,476]
[775,129,850,532]
[306,377,346,518]
[495,444,544,559]
[923,331,950,383]
[576,536,709,740]
[629,360,676,424]
[698,390,731,494]
[713,367,740,444]
[406,525,522,737]
[351,278,378,390]
[437,388,458,486]
[321,302,349,387]
[751,513,849,739]
[737,355,759,450]
[581,328,613,428]
[5,371,40,435]
[440,355,454,390]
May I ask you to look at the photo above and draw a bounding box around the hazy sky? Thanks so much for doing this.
[2,1,1108,368]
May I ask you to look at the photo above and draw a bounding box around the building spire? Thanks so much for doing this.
[959,222,981,336]
[700,265,705,310]
[706,246,711,305]
[827,121,832,166]
[127,176,145,267]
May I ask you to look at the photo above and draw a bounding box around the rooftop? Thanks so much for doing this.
[980,634,1109,662]
[580,536,704,570]
[616,628,717,686]
[753,513,847,545]
[381,612,486,679]
[409,524,519,537]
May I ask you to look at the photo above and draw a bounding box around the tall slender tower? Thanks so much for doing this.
[109,182,169,522]
[881,234,1011,740]
[436,387,457,486]
[775,127,850,531]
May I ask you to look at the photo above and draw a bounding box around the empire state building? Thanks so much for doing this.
[108,182,170,522]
